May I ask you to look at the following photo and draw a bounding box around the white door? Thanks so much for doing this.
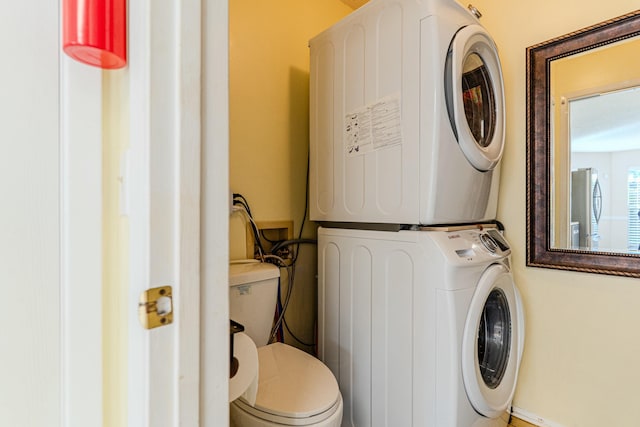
[1,1,64,424]
[1,0,230,426]
[1,1,103,426]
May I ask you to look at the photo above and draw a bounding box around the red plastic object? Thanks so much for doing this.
[63,0,127,69]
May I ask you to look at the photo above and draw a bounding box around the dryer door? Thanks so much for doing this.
[461,263,522,418]
[445,24,505,172]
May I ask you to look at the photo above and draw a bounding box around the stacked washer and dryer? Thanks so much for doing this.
[309,0,524,426]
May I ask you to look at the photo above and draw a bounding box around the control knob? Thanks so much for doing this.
[479,233,498,253]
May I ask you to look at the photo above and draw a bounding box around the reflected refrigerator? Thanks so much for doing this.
[571,167,602,249]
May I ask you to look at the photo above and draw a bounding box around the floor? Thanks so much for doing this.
[510,417,536,427]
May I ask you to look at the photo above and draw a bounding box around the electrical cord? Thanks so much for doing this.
[233,154,318,348]
[232,203,265,261]
[260,229,280,244]
[233,193,253,217]
[266,254,295,343]
[232,199,250,215]
[274,278,284,342]
[270,238,317,255]
[276,152,316,347]
[291,153,310,265]
[232,192,267,258]
[283,316,315,347]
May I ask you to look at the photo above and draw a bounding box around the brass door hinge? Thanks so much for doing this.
[138,285,173,329]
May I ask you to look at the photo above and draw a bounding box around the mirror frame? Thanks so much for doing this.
[526,10,640,277]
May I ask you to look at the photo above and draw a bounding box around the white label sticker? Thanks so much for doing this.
[345,93,402,156]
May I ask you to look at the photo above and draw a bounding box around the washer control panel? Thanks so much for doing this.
[467,229,510,257]
[479,233,499,253]
[482,229,510,252]
[430,227,511,264]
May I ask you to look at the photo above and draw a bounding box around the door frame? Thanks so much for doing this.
[127,0,204,424]
[127,0,230,425]
[201,0,231,425]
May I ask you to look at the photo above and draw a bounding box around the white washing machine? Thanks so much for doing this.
[309,0,505,226]
[317,226,524,426]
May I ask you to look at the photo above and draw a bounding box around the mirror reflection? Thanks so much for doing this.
[549,36,640,253]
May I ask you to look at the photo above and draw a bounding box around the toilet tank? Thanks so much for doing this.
[229,262,280,347]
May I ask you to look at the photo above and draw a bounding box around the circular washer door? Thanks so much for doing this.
[445,24,505,172]
[461,263,522,418]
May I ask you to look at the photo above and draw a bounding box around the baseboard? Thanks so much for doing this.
[512,407,565,427]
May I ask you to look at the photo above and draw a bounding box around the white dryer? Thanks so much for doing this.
[317,226,524,426]
[310,0,505,226]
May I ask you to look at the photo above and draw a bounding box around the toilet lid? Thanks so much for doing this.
[252,343,340,419]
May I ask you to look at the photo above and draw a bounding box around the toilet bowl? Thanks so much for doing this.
[229,262,343,427]
[230,343,343,427]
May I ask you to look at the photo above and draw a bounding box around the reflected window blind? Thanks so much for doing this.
[627,169,640,251]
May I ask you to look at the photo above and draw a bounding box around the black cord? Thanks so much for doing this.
[232,195,266,256]
[291,153,310,265]
[248,219,265,255]
[270,238,317,254]
[232,199,250,213]
[233,193,253,217]
[260,229,280,244]
[283,316,316,348]
[277,153,317,349]
[275,278,284,342]
[233,163,317,347]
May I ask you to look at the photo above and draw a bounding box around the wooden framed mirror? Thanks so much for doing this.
[527,10,640,277]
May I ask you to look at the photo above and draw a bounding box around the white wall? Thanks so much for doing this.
[465,1,640,425]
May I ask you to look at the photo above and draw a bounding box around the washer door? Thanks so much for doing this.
[462,263,522,418]
[445,24,505,172]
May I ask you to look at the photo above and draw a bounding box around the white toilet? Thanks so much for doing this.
[229,262,343,427]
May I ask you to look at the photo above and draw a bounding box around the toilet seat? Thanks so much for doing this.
[232,343,342,426]
[233,395,342,426]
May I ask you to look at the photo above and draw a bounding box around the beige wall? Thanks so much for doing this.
[466,1,640,425]
[229,1,352,351]
[229,0,352,241]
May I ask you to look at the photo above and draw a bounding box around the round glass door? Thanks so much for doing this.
[478,288,511,389]
[446,25,505,172]
[461,264,521,418]
[461,53,496,149]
